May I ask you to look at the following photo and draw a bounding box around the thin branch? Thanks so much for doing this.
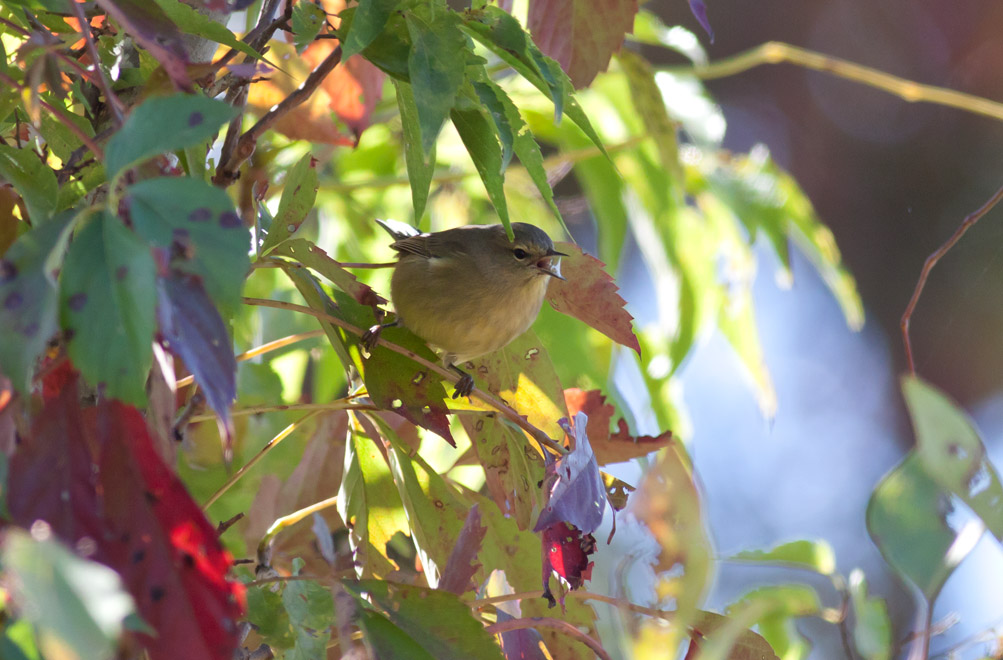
[178,330,326,388]
[190,400,375,423]
[485,617,611,660]
[242,296,566,455]
[672,41,1003,123]
[214,45,343,186]
[202,410,322,511]
[256,495,339,568]
[901,182,1003,372]
[70,1,125,123]
[0,70,104,160]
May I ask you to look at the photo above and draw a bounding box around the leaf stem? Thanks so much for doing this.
[484,617,611,660]
[202,409,322,511]
[669,41,1003,123]
[242,296,566,455]
[900,182,1003,373]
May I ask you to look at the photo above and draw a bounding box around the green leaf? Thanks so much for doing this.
[697,586,817,660]
[450,107,509,232]
[357,609,436,660]
[405,8,468,155]
[270,238,386,306]
[902,375,1003,540]
[0,213,73,393]
[291,1,326,54]
[866,451,970,602]
[104,93,238,178]
[39,111,94,163]
[0,618,42,660]
[341,0,401,59]
[0,144,58,223]
[283,577,334,659]
[344,8,411,80]
[59,212,156,406]
[126,176,250,314]
[150,0,260,59]
[344,580,505,660]
[245,586,295,650]
[847,569,891,660]
[2,529,139,660]
[394,79,435,221]
[471,81,513,170]
[730,539,837,575]
[261,153,318,254]
[336,431,410,577]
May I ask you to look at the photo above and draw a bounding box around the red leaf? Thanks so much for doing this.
[540,521,595,607]
[564,388,673,465]
[546,243,640,355]
[527,0,638,88]
[91,401,245,660]
[6,372,244,660]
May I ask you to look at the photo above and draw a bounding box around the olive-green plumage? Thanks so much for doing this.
[376,221,564,369]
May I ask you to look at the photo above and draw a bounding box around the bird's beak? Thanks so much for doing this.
[547,248,568,257]
[537,254,566,280]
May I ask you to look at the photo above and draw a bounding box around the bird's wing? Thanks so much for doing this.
[389,234,434,258]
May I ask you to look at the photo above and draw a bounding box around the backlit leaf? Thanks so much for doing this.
[261,153,318,254]
[730,539,837,575]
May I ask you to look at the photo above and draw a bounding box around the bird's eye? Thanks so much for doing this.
[512,248,528,259]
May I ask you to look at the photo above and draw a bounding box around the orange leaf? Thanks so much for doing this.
[564,387,672,465]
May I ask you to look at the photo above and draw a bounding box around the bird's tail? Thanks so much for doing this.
[374,218,421,241]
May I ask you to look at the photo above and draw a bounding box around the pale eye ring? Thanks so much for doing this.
[512,248,528,259]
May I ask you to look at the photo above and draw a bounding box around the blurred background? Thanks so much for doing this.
[613,0,1003,657]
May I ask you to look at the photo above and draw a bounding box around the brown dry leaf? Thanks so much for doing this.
[564,387,672,465]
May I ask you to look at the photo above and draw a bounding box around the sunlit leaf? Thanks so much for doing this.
[730,539,837,575]
[903,374,1003,540]
[261,153,318,254]
[0,143,57,223]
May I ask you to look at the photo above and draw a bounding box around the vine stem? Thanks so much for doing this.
[672,41,1003,123]
[900,183,1003,373]
[241,297,566,456]
[484,617,611,660]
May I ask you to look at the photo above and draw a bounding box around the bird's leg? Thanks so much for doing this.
[449,364,475,399]
[361,318,399,353]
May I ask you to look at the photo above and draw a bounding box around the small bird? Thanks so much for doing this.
[365,220,565,397]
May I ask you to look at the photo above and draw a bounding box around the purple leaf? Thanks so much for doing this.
[438,505,487,595]
[687,0,714,41]
[533,412,608,535]
[156,271,236,439]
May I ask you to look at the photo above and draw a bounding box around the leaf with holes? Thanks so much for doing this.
[0,213,72,393]
[547,243,640,355]
[291,1,326,53]
[105,94,238,178]
[126,176,250,314]
[261,153,318,254]
[59,213,156,406]
[903,375,1003,540]
[564,388,672,465]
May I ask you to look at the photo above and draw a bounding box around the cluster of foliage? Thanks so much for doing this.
[1,0,1002,659]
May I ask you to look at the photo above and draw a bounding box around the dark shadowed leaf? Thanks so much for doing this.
[451,106,510,232]
[2,529,139,660]
[291,1,326,53]
[903,375,1003,540]
[127,176,251,313]
[405,8,468,155]
[547,242,640,354]
[261,153,318,254]
[157,271,236,434]
[358,608,437,660]
[0,213,72,393]
[534,413,607,535]
[150,0,259,59]
[59,213,155,406]
[687,0,714,41]
[438,505,487,595]
[866,452,969,602]
[283,572,333,658]
[105,94,238,178]
[395,79,435,220]
[527,0,638,88]
[344,580,505,660]
[564,388,672,465]
[0,144,57,223]
[684,611,779,660]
